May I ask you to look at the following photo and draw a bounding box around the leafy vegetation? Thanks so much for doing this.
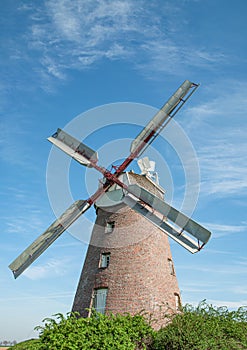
[12,301,247,350]
[8,338,41,349]
[152,300,247,350]
[12,311,153,350]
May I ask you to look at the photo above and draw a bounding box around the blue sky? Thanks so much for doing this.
[1,0,247,342]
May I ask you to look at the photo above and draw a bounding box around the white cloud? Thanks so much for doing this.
[203,222,247,239]
[177,260,247,275]
[181,281,221,294]
[0,291,73,302]
[0,116,31,166]
[27,0,140,75]
[12,0,226,90]
[205,249,235,255]
[23,258,67,280]
[182,81,247,198]
[231,286,247,296]
[182,298,247,309]
[207,299,247,309]
[198,129,247,196]
[1,187,50,237]
[138,41,225,78]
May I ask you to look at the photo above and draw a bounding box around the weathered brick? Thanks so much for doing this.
[72,174,181,329]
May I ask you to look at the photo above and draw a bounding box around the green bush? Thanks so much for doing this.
[10,338,41,349]
[152,300,247,350]
[33,311,152,350]
[11,302,247,350]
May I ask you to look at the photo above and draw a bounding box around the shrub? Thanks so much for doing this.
[11,338,41,349]
[11,301,247,350]
[33,311,153,350]
[151,300,247,350]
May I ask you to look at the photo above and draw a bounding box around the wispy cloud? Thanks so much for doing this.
[19,0,145,90]
[177,260,247,275]
[1,186,50,238]
[230,285,247,296]
[0,115,31,167]
[199,132,247,196]
[183,81,247,198]
[207,299,247,309]
[137,41,225,78]
[0,291,73,302]
[23,258,67,280]
[11,0,225,90]
[183,298,247,309]
[5,213,45,237]
[181,281,221,294]
[203,222,247,239]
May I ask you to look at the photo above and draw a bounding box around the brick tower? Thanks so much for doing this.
[72,172,181,328]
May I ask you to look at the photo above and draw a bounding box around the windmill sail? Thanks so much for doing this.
[123,184,211,253]
[130,80,198,155]
[48,128,98,167]
[9,79,210,282]
[9,200,91,278]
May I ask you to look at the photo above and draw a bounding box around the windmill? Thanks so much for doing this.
[9,80,211,324]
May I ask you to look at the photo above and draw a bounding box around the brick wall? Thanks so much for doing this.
[72,174,181,329]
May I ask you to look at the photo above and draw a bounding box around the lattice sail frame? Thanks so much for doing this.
[9,80,211,278]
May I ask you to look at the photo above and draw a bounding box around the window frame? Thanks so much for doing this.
[105,221,115,233]
[92,287,108,314]
[99,252,111,268]
[174,293,181,311]
[168,258,175,275]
